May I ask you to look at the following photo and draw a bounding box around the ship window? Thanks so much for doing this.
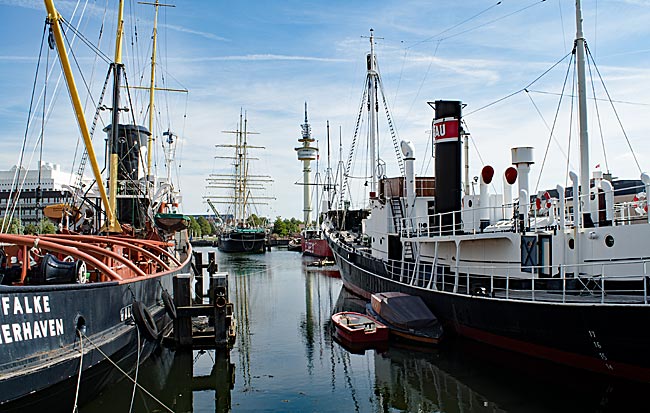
[468,199,473,208]
[568,238,574,249]
[605,235,614,248]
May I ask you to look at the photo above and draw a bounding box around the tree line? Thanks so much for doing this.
[188,215,305,238]
[0,215,307,238]
[0,217,57,235]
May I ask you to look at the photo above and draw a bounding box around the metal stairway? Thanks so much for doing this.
[389,197,414,261]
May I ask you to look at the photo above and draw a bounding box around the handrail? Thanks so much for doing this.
[0,234,122,281]
[400,193,650,238]
[44,234,175,269]
[372,243,650,305]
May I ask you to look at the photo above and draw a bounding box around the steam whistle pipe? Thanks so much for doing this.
[401,141,416,217]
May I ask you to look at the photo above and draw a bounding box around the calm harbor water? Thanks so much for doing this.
[80,248,648,412]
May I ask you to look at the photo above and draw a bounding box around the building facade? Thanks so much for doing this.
[0,163,78,226]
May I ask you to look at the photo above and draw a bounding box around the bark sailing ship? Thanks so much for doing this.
[0,1,191,410]
[205,112,273,253]
[325,7,650,383]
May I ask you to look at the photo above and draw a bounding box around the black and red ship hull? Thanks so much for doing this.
[0,250,192,411]
[327,235,650,383]
[301,237,333,258]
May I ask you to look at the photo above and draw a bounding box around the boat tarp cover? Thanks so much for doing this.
[374,294,438,330]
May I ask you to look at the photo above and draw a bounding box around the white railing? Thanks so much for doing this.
[382,258,650,305]
[399,185,650,238]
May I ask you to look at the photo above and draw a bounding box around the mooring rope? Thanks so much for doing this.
[72,329,84,413]
[79,331,175,413]
[128,327,141,413]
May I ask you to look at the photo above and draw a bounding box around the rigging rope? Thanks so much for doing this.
[59,17,111,64]
[532,52,574,193]
[341,80,368,206]
[1,23,47,234]
[60,22,102,114]
[585,44,642,174]
[377,76,405,176]
[439,0,548,43]
[586,51,610,174]
[72,330,84,413]
[465,51,572,117]
[405,1,504,50]
[128,327,141,413]
[79,331,175,413]
[564,62,577,189]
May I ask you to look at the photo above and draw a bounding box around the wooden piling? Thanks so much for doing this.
[173,273,193,347]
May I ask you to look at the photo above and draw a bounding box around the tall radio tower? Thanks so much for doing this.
[295,103,318,226]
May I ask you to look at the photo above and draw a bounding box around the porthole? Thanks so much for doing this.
[605,235,614,248]
[468,199,473,208]
[568,238,575,249]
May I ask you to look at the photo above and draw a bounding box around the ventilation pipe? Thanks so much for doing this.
[599,179,614,226]
[512,147,534,230]
[401,140,416,217]
[503,166,517,220]
[642,173,650,224]
[480,166,494,231]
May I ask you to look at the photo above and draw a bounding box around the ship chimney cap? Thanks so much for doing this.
[511,147,534,165]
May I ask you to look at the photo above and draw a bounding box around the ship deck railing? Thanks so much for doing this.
[399,187,650,238]
[383,258,650,305]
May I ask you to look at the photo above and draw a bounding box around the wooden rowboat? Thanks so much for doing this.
[331,311,388,344]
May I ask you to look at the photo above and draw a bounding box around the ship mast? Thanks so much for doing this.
[367,29,379,194]
[138,1,176,191]
[106,0,126,233]
[326,120,333,210]
[212,111,270,227]
[44,0,119,232]
[575,0,591,226]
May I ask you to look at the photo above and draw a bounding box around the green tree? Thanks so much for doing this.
[38,218,57,234]
[188,216,201,238]
[24,219,56,235]
[287,218,302,235]
[197,216,211,236]
[209,220,219,235]
[273,216,287,236]
[0,217,22,234]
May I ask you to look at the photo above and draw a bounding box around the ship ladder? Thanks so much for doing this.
[390,197,416,266]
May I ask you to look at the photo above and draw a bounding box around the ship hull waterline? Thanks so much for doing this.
[218,230,266,253]
[327,236,650,383]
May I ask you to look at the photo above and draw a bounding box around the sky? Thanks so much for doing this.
[1,0,649,220]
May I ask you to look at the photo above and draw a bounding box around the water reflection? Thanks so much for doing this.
[77,248,649,412]
[80,348,235,413]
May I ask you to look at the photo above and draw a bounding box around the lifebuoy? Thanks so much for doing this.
[76,261,88,284]
[132,300,159,341]
[161,289,177,319]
